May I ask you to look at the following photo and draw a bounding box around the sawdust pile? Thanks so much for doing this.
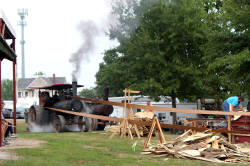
[143,130,250,163]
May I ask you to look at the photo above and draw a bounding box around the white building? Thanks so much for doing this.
[17,75,66,108]
[109,96,199,124]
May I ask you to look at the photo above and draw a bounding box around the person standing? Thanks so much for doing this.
[222,96,244,119]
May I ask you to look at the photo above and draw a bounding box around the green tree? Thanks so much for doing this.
[78,88,97,98]
[97,0,209,124]
[34,71,46,77]
[95,49,128,97]
[2,79,13,100]
[205,0,250,99]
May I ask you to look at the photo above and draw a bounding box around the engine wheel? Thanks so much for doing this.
[78,116,88,132]
[84,118,98,132]
[97,124,106,131]
[28,106,36,123]
[89,118,98,131]
[53,115,65,132]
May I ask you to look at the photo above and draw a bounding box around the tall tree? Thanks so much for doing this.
[34,71,46,77]
[97,0,209,124]
[205,0,250,99]
[95,49,127,97]
[78,88,97,98]
[2,79,13,100]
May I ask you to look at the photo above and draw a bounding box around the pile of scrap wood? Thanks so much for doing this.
[143,130,250,163]
[105,124,152,137]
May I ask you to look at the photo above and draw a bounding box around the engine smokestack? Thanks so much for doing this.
[104,88,109,101]
[52,74,56,84]
[72,81,77,96]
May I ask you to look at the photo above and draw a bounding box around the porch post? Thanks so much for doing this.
[0,59,2,147]
[13,59,17,134]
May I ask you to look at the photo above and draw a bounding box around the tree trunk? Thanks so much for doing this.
[171,93,177,125]
[171,93,177,133]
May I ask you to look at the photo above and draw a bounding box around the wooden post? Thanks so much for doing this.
[128,90,133,119]
[144,119,156,149]
[155,117,166,144]
[110,89,140,140]
[144,117,166,149]
[0,59,2,147]
[13,59,17,134]
[184,119,187,132]
[228,104,233,143]
[123,89,127,119]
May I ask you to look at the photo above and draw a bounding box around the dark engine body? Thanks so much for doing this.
[27,88,113,132]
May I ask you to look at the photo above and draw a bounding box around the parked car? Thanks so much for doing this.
[10,107,26,119]
[3,108,13,118]
[17,107,26,119]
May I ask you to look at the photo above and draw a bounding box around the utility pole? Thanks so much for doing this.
[18,9,28,78]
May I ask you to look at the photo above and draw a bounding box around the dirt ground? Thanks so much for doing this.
[0,138,45,160]
[0,119,45,161]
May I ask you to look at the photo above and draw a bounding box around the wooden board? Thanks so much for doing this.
[71,96,250,117]
[45,107,250,135]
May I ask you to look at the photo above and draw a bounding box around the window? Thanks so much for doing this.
[121,100,129,103]
[32,90,34,97]
[18,92,22,98]
[25,91,28,97]
[158,113,166,120]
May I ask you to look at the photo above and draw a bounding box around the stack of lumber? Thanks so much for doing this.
[134,112,154,120]
[134,112,155,136]
[143,130,250,163]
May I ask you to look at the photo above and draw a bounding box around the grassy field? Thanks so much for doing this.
[0,121,237,166]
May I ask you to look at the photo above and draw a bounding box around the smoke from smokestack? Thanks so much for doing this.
[69,20,100,81]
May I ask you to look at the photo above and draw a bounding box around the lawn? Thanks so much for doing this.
[0,121,237,166]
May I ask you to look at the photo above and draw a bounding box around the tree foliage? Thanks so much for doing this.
[96,0,250,118]
[34,71,46,77]
[2,79,13,100]
[78,88,97,98]
[97,0,208,100]
[205,0,250,98]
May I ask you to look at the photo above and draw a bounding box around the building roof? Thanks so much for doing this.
[0,31,16,61]
[0,10,16,38]
[18,77,67,90]
[35,84,83,90]
[0,10,17,61]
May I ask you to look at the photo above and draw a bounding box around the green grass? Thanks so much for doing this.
[0,122,239,166]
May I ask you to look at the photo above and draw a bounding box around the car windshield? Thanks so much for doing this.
[3,109,12,112]
[16,108,25,112]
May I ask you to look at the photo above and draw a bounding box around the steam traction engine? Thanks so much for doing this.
[26,82,113,132]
